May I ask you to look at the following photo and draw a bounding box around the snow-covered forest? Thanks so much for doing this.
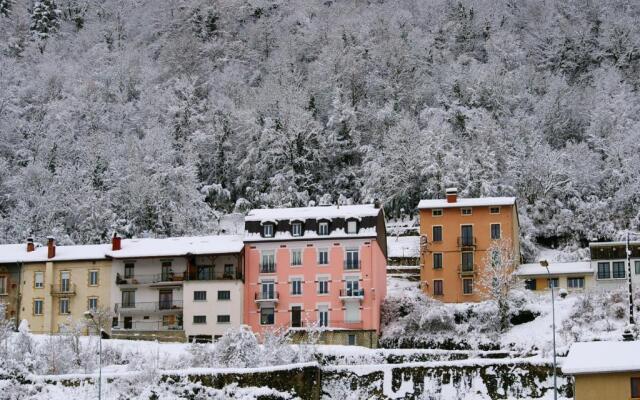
[1,0,640,255]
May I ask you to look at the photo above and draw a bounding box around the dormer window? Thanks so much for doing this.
[292,222,302,237]
[263,224,274,238]
[346,220,358,234]
[318,221,329,236]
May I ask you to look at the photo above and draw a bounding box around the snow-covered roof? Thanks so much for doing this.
[0,243,110,263]
[244,228,378,242]
[387,236,420,258]
[515,261,592,277]
[106,235,244,259]
[562,341,640,375]
[417,197,516,209]
[245,204,381,222]
[589,240,640,247]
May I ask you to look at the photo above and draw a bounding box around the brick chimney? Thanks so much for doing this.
[26,237,35,252]
[446,187,458,203]
[111,232,121,251]
[47,237,56,259]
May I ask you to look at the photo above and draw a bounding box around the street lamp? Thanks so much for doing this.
[84,310,103,400]
[540,260,557,400]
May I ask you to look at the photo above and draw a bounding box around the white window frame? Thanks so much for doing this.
[346,220,357,234]
[318,248,329,265]
[194,291,207,301]
[291,222,302,237]
[490,223,501,240]
[34,271,44,289]
[290,277,303,296]
[34,299,43,315]
[59,298,70,315]
[461,208,472,216]
[263,224,274,238]
[317,275,330,295]
[317,304,329,327]
[432,209,443,217]
[489,206,500,214]
[462,278,473,295]
[193,315,207,324]
[88,297,98,310]
[291,249,302,266]
[318,221,329,236]
[89,270,99,286]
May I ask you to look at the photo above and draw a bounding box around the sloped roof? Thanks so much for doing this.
[417,197,516,209]
[105,235,244,259]
[515,261,592,277]
[0,243,110,263]
[563,341,640,375]
[245,204,381,222]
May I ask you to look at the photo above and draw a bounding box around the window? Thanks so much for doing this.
[525,279,536,290]
[34,299,43,315]
[636,260,640,275]
[217,290,230,300]
[613,261,626,278]
[490,207,500,214]
[631,377,640,398]
[124,263,134,279]
[347,334,357,346]
[548,278,559,288]
[461,208,472,215]
[161,262,173,281]
[432,226,442,242]
[193,315,207,324]
[196,265,213,280]
[194,291,207,301]
[88,297,98,310]
[263,224,274,237]
[318,249,329,265]
[122,290,135,308]
[34,271,44,288]
[318,221,329,236]
[346,220,357,234]
[432,209,443,217]
[461,225,474,246]
[345,249,359,270]
[433,253,443,269]
[59,298,70,314]
[223,264,235,279]
[217,315,231,323]
[260,281,275,300]
[89,270,99,286]
[461,252,473,272]
[318,305,329,327]
[567,277,584,289]
[490,224,501,240]
[292,222,302,237]
[318,277,329,294]
[260,307,274,325]
[597,262,611,279]
[0,276,6,295]
[463,278,473,294]
[345,277,360,296]
[260,251,275,273]
[291,278,303,295]
[433,280,444,296]
[291,249,302,266]
[60,271,70,292]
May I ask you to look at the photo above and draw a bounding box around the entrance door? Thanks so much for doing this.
[291,306,302,328]
[124,316,132,329]
[159,290,173,310]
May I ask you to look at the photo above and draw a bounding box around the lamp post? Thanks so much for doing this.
[540,260,557,400]
[84,311,102,400]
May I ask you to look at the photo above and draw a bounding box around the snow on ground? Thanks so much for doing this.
[387,275,420,297]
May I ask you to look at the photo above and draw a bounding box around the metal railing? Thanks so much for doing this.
[343,259,361,270]
[458,264,477,276]
[50,283,76,296]
[116,273,184,285]
[115,300,183,313]
[259,263,276,273]
[186,270,242,281]
[112,321,183,331]
[339,288,365,298]
[254,291,279,301]
[457,236,477,247]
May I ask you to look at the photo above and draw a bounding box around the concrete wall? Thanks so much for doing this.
[574,372,639,400]
[591,258,640,291]
[183,280,243,339]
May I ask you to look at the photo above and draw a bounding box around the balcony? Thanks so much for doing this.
[339,288,365,301]
[50,283,76,296]
[116,273,184,286]
[457,237,477,248]
[458,264,477,277]
[254,291,279,303]
[112,321,184,332]
[343,260,361,270]
[259,263,276,274]
[186,270,242,281]
[115,300,183,314]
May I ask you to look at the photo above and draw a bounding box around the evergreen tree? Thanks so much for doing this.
[0,0,12,18]
[30,0,61,52]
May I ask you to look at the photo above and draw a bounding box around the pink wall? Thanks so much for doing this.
[243,239,387,336]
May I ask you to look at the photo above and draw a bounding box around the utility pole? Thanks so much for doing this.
[540,260,557,400]
[627,231,635,325]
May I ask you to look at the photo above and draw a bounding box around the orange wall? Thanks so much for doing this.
[419,204,519,303]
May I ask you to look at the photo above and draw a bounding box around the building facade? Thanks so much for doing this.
[418,188,520,303]
[243,204,387,347]
[0,244,29,328]
[107,235,244,342]
[516,261,594,292]
[589,241,640,291]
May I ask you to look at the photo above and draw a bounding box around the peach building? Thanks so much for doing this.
[243,204,387,347]
[418,188,520,303]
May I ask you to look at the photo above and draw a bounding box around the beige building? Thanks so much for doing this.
[515,261,594,292]
[16,238,111,334]
[563,341,640,400]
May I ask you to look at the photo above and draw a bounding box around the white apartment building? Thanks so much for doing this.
[590,241,640,291]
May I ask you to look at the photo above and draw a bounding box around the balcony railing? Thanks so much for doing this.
[458,264,477,276]
[112,321,183,331]
[115,300,183,313]
[339,288,365,299]
[186,271,242,281]
[50,283,76,296]
[343,260,361,270]
[116,273,184,285]
[259,263,276,273]
[254,291,279,302]
[457,237,477,247]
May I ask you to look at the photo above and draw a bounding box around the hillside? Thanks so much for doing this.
[1,0,640,257]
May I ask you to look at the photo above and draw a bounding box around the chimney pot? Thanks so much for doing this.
[47,237,56,259]
[26,237,35,253]
[112,232,122,251]
[445,187,458,203]
[374,198,381,209]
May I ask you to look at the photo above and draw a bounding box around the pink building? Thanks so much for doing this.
[243,204,387,347]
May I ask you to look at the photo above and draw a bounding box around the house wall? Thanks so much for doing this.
[521,274,595,292]
[243,237,386,344]
[590,258,640,291]
[183,280,243,339]
[420,204,519,303]
[20,260,111,333]
[0,263,22,327]
[574,372,640,400]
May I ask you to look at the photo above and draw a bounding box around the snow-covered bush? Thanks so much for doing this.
[212,325,261,368]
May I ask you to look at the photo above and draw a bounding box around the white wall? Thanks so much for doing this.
[591,258,640,291]
[183,280,244,338]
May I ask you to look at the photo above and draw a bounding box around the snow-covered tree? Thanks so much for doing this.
[0,0,11,18]
[30,0,61,51]
[212,325,260,368]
